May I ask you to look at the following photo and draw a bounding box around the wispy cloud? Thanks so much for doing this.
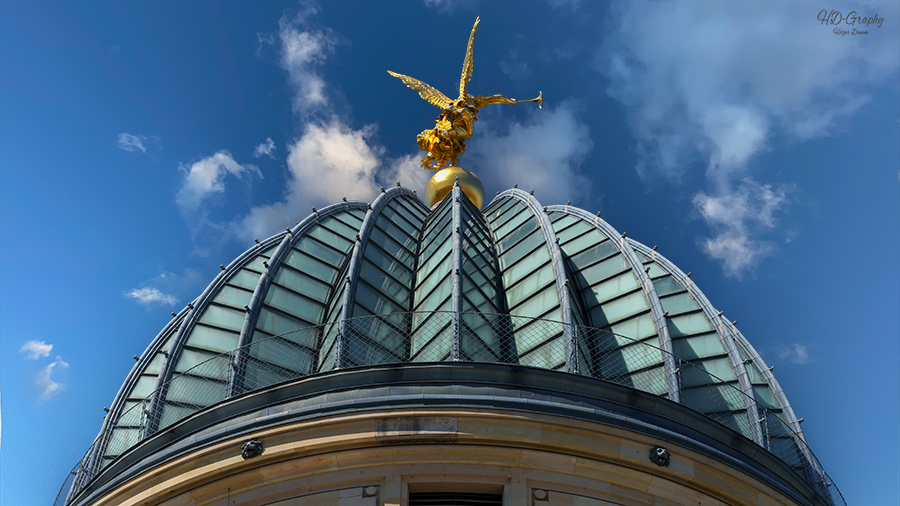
[253,137,277,159]
[422,0,479,13]
[468,102,594,206]
[601,0,899,276]
[35,356,69,399]
[125,287,179,306]
[776,343,811,365]
[125,268,204,308]
[236,7,432,240]
[500,41,532,81]
[19,340,53,360]
[176,151,262,213]
[278,4,338,115]
[239,120,383,239]
[693,179,792,278]
[117,132,146,153]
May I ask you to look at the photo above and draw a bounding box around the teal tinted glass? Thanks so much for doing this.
[672,333,726,360]
[570,241,619,270]
[230,269,263,290]
[380,204,419,237]
[549,214,580,230]
[273,267,331,302]
[681,357,736,387]
[609,312,658,341]
[509,284,559,320]
[415,253,452,307]
[493,208,532,240]
[583,271,640,306]
[575,254,629,286]
[184,324,239,353]
[320,216,359,241]
[652,276,683,297]
[295,237,345,268]
[256,308,312,338]
[506,266,556,309]
[369,227,415,264]
[681,384,745,413]
[173,348,222,375]
[418,236,452,276]
[555,220,592,245]
[502,246,550,287]
[646,262,668,278]
[518,335,565,370]
[354,281,405,316]
[199,304,245,331]
[307,225,352,252]
[496,214,538,254]
[667,312,714,337]
[212,285,253,309]
[359,260,409,308]
[753,385,778,409]
[559,230,602,257]
[498,229,545,269]
[264,285,324,324]
[283,249,338,284]
[659,292,700,315]
[589,290,647,327]
[365,243,413,285]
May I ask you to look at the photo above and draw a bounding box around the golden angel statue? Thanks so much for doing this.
[388,17,543,170]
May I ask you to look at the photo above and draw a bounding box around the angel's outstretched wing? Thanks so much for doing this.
[458,17,480,100]
[387,71,454,109]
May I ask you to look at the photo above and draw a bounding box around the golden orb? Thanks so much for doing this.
[424,166,485,209]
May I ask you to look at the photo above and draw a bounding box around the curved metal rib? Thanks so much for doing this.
[145,233,287,434]
[78,303,193,489]
[727,322,809,442]
[336,187,420,369]
[628,239,761,443]
[495,190,577,372]
[545,206,679,402]
[229,201,368,395]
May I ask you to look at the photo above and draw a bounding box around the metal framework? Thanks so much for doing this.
[628,239,764,444]
[81,189,826,501]
[491,190,577,372]
[546,205,680,401]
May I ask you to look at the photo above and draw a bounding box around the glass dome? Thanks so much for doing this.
[69,184,832,503]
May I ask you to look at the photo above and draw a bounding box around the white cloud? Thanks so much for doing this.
[693,179,791,278]
[19,340,52,360]
[176,151,262,213]
[125,268,204,307]
[776,343,811,365]
[422,0,479,12]
[253,137,277,159]
[604,0,898,181]
[467,103,594,206]
[278,6,337,114]
[546,0,580,9]
[382,154,433,193]
[117,132,146,153]
[239,120,384,239]
[500,44,532,81]
[125,287,179,306]
[601,0,899,274]
[35,356,68,400]
[693,176,793,279]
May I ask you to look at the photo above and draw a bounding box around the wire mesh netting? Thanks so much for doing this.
[55,312,845,506]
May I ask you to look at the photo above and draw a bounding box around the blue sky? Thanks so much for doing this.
[1,1,897,504]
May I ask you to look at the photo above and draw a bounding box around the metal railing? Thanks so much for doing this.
[55,312,845,506]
